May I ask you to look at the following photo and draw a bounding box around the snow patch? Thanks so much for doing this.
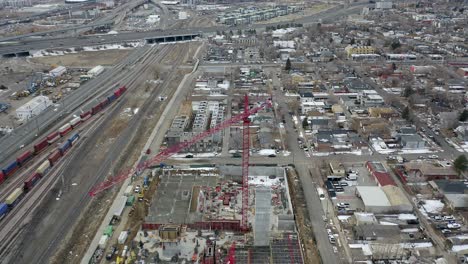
[421,199,444,214]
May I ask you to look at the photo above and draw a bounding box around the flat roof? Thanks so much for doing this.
[356,186,392,207]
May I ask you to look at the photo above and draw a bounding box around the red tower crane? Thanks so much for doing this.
[88,94,272,231]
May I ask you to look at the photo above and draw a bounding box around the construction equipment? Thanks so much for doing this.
[88,95,272,230]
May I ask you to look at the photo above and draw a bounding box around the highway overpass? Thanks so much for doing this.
[0,2,369,57]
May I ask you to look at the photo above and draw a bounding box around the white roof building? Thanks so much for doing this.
[16,96,52,121]
[356,186,392,214]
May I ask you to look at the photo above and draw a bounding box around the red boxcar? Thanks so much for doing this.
[80,111,92,121]
[17,151,33,166]
[48,150,62,166]
[24,173,41,191]
[47,131,60,144]
[91,105,102,115]
[0,171,4,184]
[59,123,72,137]
[34,138,49,154]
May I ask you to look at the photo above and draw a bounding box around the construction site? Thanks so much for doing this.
[138,165,303,263]
[81,89,305,263]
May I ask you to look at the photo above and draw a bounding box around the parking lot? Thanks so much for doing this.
[324,161,379,214]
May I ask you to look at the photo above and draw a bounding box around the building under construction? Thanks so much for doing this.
[140,165,304,263]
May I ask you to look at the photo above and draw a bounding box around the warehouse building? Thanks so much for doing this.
[381,185,413,212]
[16,96,52,121]
[356,186,392,214]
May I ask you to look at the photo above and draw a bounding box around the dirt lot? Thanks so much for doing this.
[30,50,132,68]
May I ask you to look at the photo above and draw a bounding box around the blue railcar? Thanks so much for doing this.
[2,160,19,177]
[0,203,8,219]
[68,133,80,145]
[59,141,72,155]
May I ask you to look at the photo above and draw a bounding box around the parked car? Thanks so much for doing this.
[444,215,455,221]
[328,235,336,244]
[337,202,350,208]
[447,223,461,229]
[326,229,333,236]
[134,185,141,193]
[441,229,452,234]
[340,182,349,187]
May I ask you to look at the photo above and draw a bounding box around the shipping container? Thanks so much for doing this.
[126,195,135,206]
[47,131,60,144]
[34,138,49,154]
[70,117,81,128]
[100,99,109,109]
[0,171,4,184]
[80,111,92,121]
[98,235,109,249]
[87,65,104,77]
[114,90,121,98]
[124,185,133,196]
[5,187,24,207]
[36,160,51,175]
[0,203,8,219]
[48,150,62,166]
[104,225,114,237]
[59,123,72,136]
[17,150,33,166]
[113,196,127,217]
[91,104,102,115]
[2,160,18,177]
[107,94,117,104]
[68,133,79,145]
[24,173,41,191]
[58,141,71,155]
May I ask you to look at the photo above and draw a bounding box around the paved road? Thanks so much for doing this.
[0,0,147,42]
[0,2,369,55]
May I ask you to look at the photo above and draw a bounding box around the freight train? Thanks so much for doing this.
[0,86,126,219]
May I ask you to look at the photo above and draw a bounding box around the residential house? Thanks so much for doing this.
[404,161,458,180]
[400,134,425,149]
[430,180,468,210]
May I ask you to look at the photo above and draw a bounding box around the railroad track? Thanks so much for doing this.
[0,42,190,263]
[34,43,190,264]
[0,43,162,165]
[0,44,170,199]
